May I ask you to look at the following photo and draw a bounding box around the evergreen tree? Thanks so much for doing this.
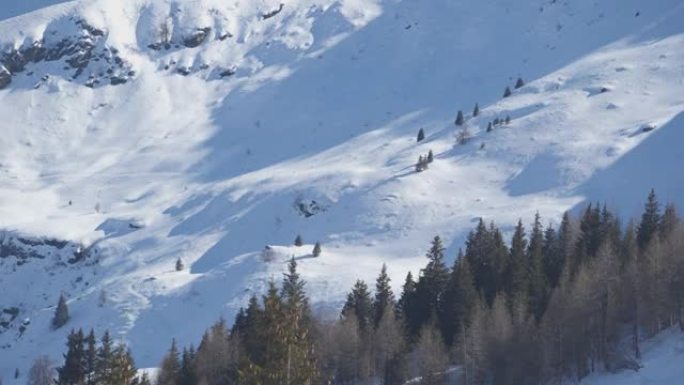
[505,115,511,125]
[427,149,434,163]
[503,86,512,97]
[455,110,465,126]
[52,294,70,330]
[179,347,197,385]
[56,329,85,385]
[637,189,661,250]
[440,251,477,346]
[109,344,136,385]
[294,234,303,247]
[515,77,525,89]
[312,242,322,257]
[508,219,528,318]
[84,330,97,385]
[397,272,417,335]
[158,340,181,385]
[527,213,548,321]
[175,258,185,272]
[417,128,425,142]
[473,103,480,117]
[542,225,563,289]
[342,280,373,331]
[96,331,114,385]
[373,264,396,328]
[659,203,679,239]
[486,122,493,132]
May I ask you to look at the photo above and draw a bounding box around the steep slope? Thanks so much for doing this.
[0,0,683,377]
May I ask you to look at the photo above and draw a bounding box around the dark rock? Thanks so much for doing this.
[219,67,237,77]
[109,76,127,85]
[262,3,285,20]
[183,27,211,48]
[177,67,191,76]
[0,67,10,89]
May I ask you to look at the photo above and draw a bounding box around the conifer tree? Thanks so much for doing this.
[455,110,465,126]
[440,251,477,346]
[486,122,493,132]
[373,264,396,328]
[179,347,197,385]
[505,115,511,125]
[342,280,373,331]
[96,331,114,385]
[56,329,85,385]
[515,77,525,89]
[294,234,303,247]
[84,330,97,385]
[659,203,679,239]
[312,242,322,257]
[503,86,512,97]
[109,344,136,385]
[52,294,70,329]
[527,213,548,321]
[637,189,660,250]
[175,258,185,272]
[473,103,480,117]
[158,340,181,385]
[417,128,425,142]
[508,220,528,318]
[397,272,417,333]
[427,150,434,163]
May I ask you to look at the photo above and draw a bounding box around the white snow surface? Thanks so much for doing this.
[0,0,684,378]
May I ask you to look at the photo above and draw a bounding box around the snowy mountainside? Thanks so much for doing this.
[1,0,684,378]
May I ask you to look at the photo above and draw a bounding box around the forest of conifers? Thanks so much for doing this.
[47,189,684,385]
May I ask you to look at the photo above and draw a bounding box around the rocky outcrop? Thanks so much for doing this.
[0,19,134,89]
[0,66,10,89]
[184,27,212,48]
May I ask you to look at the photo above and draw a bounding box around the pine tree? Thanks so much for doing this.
[486,122,493,132]
[527,213,548,321]
[397,272,417,333]
[515,77,525,89]
[342,280,373,331]
[52,294,70,329]
[455,110,465,126]
[505,115,511,125]
[427,149,434,163]
[294,234,303,247]
[179,347,197,385]
[473,103,480,117]
[175,258,185,271]
[637,189,660,250]
[508,219,528,319]
[503,86,512,97]
[56,329,85,385]
[312,242,322,257]
[109,344,136,385]
[158,340,181,385]
[440,251,477,346]
[659,203,679,239]
[417,128,425,142]
[96,331,114,385]
[84,330,97,385]
[373,264,396,328]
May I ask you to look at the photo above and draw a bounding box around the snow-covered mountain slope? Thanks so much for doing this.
[1,0,684,377]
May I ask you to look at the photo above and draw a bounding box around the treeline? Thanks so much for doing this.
[46,190,683,385]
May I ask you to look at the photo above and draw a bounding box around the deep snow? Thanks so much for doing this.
[0,0,683,380]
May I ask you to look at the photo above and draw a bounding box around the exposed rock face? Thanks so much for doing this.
[0,19,134,89]
[0,66,10,89]
[0,232,91,265]
[184,27,212,48]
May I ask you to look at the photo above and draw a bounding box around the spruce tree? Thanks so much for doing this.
[56,329,85,385]
[158,340,181,385]
[175,258,185,272]
[96,331,114,385]
[312,242,322,257]
[527,213,548,321]
[342,280,373,331]
[52,294,70,329]
[427,149,434,163]
[515,77,525,89]
[84,330,97,385]
[637,189,660,250]
[455,110,465,126]
[417,128,425,142]
[440,251,476,346]
[659,203,679,239]
[508,220,528,317]
[294,234,303,247]
[486,122,493,132]
[473,103,480,117]
[109,344,136,385]
[505,115,511,125]
[503,86,512,97]
[396,272,417,332]
[373,264,396,328]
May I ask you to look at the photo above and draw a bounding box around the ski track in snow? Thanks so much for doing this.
[0,0,683,378]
